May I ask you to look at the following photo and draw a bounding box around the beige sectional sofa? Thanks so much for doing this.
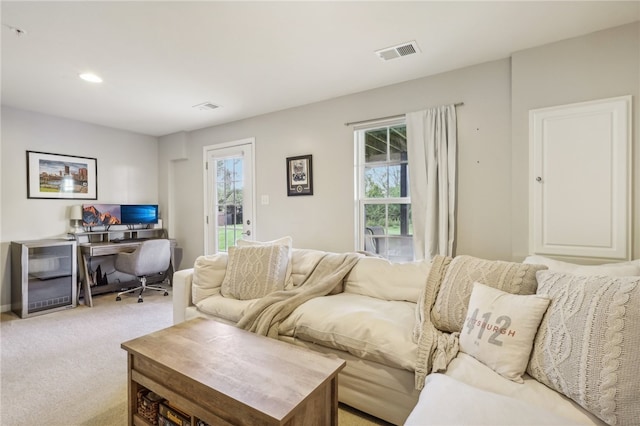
[406,255,640,426]
[172,240,640,426]
[173,244,427,424]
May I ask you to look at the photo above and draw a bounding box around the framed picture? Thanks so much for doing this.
[286,154,313,196]
[26,151,98,199]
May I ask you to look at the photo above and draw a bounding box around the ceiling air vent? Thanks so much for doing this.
[375,41,420,61]
[192,102,220,111]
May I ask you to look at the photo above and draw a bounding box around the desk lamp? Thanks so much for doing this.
[69,205,83,233]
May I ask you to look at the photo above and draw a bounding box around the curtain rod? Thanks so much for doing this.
[344,102,464,127]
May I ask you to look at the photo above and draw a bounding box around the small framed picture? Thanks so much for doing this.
[26,151,98,199]
[286,154,313,196]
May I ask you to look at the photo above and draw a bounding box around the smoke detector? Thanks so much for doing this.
[375,41,420,61]
[192,102,220,111]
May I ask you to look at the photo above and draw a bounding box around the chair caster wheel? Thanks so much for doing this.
[116,296,121,301]
[138,297,143,303]
[163,292,169,296]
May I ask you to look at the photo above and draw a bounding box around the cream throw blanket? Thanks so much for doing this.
[236,252,362,338]
[414,255,459,390]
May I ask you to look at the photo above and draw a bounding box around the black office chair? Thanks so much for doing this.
[115,239,171,303]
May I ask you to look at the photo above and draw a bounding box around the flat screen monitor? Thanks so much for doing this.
[120,204,159,225]
[82,204,122,226]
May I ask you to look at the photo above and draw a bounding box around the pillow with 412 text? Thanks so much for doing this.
[459,282,550,383]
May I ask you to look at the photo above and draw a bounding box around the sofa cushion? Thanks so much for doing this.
[442,353,605,425]
[431,255,547,333]
[291,248,345,294]
[343,257,430,303]
[527,271,640,426]
[237,236,293,288]
[459,282,550,383]
[523,255,640,276]
[405,373,586,426]
[279,293,417,371]
[221,244,289,299]
[192,253,228,304]
[195,293,259,323]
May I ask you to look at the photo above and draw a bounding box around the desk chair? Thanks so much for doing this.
[115,239,171,303]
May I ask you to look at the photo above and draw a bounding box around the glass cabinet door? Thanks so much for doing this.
[27,244,74,314]
[11,239,77,318]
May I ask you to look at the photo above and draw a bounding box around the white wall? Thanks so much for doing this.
[511,22,640,261]
[158,131,188,239]
[0,107,159,310]
[2,22,637,312]
[162,58,513,269]
[163,22,639,271]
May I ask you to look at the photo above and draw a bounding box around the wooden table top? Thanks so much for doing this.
[121,317,346,422]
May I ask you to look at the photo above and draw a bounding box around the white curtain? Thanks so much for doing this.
[407,105,457,260]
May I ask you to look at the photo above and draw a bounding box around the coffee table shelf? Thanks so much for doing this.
[132,413,155,426]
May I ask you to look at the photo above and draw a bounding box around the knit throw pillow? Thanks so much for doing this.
[221,245,289,300]
[459,282,550,383]
[237,236,294,289]
[527,271,640,425]
[431,255,547,333]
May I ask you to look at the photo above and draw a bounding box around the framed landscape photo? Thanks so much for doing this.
[27,151,98,199]
[286,154,313,196]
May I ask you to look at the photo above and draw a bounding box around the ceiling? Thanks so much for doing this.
[2,1,639,137]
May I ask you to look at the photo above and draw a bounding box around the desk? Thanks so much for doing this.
[75,229,177,307]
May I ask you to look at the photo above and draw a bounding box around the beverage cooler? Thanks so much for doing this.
[11,239,77,318]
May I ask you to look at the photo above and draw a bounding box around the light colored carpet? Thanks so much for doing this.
[0,290,388,425]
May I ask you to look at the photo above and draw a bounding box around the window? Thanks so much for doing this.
[215,157,244,251]
[355,120,413,261]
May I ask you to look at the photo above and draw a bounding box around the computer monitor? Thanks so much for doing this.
[82,204,122,226]
[120,204,159,225]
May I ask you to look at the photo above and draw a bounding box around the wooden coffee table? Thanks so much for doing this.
[121,317,346,425]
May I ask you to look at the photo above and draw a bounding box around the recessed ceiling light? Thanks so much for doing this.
[79,73,103,83]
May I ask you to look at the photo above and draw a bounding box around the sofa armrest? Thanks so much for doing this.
[173,268,194,324]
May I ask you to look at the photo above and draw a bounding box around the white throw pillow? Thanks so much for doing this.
[459,282,550,383]
[221,245,289,300]
[523,255,640,276]
[192,253,228,304]
[237,236,293,288]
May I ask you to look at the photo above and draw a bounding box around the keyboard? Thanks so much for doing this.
[112,238,149,244]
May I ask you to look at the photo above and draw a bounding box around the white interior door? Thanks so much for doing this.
[529,96,631,260]
[204,138,255,255]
